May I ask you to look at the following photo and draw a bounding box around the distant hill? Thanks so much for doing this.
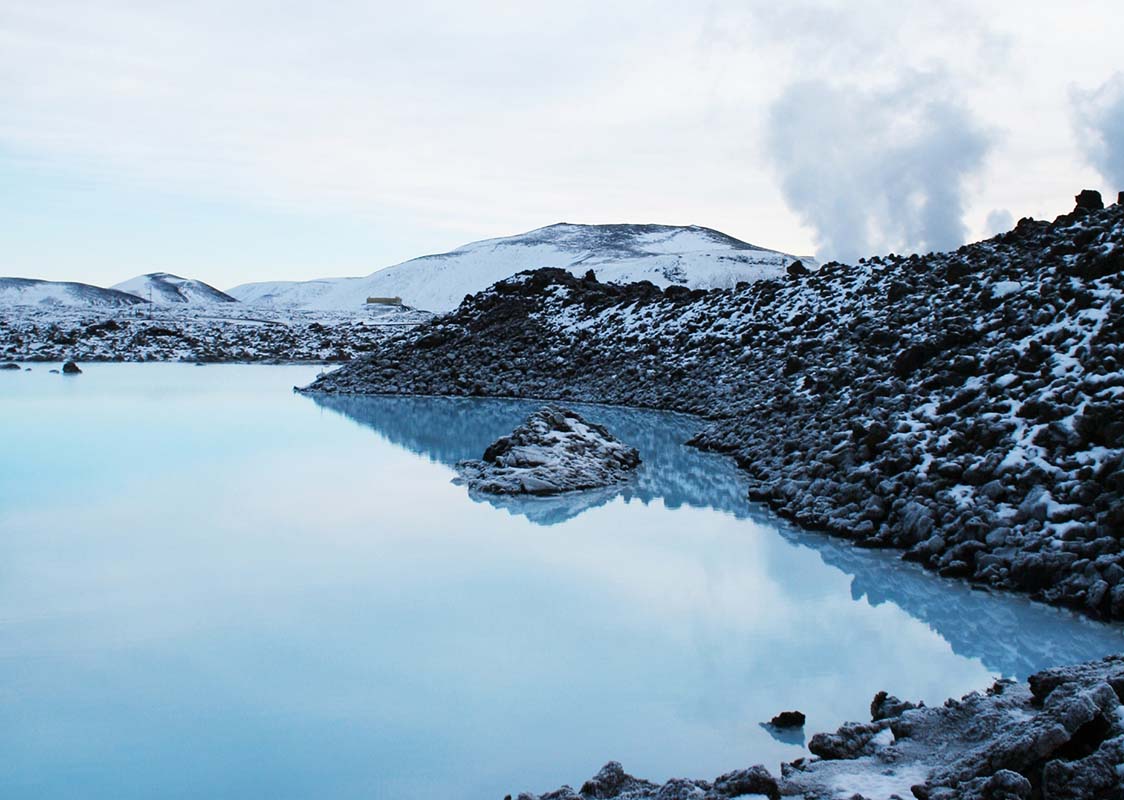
[0,277,149,308]
[111,272,237,305]
[228,223,815,313]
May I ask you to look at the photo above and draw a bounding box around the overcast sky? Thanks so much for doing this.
[2,0,1122,288]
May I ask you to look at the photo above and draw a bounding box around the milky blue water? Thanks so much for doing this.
[2,364,1122,799]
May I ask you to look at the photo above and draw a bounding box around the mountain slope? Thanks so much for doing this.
[0,277,149,308]
[111,272,238,305]
[228,223,813,312]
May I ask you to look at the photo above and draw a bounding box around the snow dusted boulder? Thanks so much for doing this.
[455,406,640,495]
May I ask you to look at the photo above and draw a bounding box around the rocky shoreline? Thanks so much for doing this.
[303,194,1124,623]
[513,654,1124,799]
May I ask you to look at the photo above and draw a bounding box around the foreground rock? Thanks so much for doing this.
[62,360,81,374]
[515,655,1124,799]
[455,405,640,495]
[305,193,1124,619]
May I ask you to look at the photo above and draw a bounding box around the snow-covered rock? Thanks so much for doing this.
[228,223,814,312]
[455,405,640,495]
[0,277,148,308]
[111,272,238,305]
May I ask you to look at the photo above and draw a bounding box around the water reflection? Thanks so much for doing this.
[309,392,1124,681]
[310,394,750,525]
[759,722,806,748]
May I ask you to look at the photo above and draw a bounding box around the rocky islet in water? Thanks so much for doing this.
[455,405,641,495]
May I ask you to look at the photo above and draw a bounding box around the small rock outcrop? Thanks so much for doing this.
[455,406,641,495]
[1075,189,1105,212]
[1,362,20,370]
[517,761,779,800]
[62,360,82,374]
[767,710,806,728]
[871,690,922,721]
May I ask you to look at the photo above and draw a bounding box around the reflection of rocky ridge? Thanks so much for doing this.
[310,394,751,525]
[307,394,1124,680]
[455,406,641,496]
[777,522,1124,679]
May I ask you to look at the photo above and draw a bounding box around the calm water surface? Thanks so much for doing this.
[2,364,1122,799]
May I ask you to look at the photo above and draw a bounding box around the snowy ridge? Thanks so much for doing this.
[228,223,814,313]
[0,277,148,308]
[111,272,237,305]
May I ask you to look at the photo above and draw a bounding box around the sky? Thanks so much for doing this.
[1,0,1122,289]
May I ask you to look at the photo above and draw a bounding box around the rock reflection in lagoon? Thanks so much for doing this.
[2,365,1122,800]
[311,392,1124,681]
[310,394,752,525]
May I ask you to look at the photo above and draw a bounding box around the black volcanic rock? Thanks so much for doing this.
[767,710,806,728]
[304,197,1124,620]
[1075,189,1104,211]
[62,360,81,374]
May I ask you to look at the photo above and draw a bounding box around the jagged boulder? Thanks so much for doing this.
[710,766,779,799]
[578,762,658,798]
[767,710,805,728]
[808,719,892,759]
[62,360,82,374]
[1075,189,1105,211]
[455,406,640,495]
[870,691,921,721]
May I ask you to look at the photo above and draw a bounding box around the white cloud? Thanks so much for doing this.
[766,74,992,263]
[1,0,1123,282]
[1072,72,1124,191]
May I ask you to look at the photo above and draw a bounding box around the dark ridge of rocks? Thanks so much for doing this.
[1,362,20,370]
[514,656,1124,800]
[0,306,431,363]
[454,405,641,495]
[305,199,1124,621]
[519,761,780,800]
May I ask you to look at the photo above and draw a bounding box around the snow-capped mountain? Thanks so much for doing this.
[228,223,814,313]
[111,272,237,305]
[0,277,149,308]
